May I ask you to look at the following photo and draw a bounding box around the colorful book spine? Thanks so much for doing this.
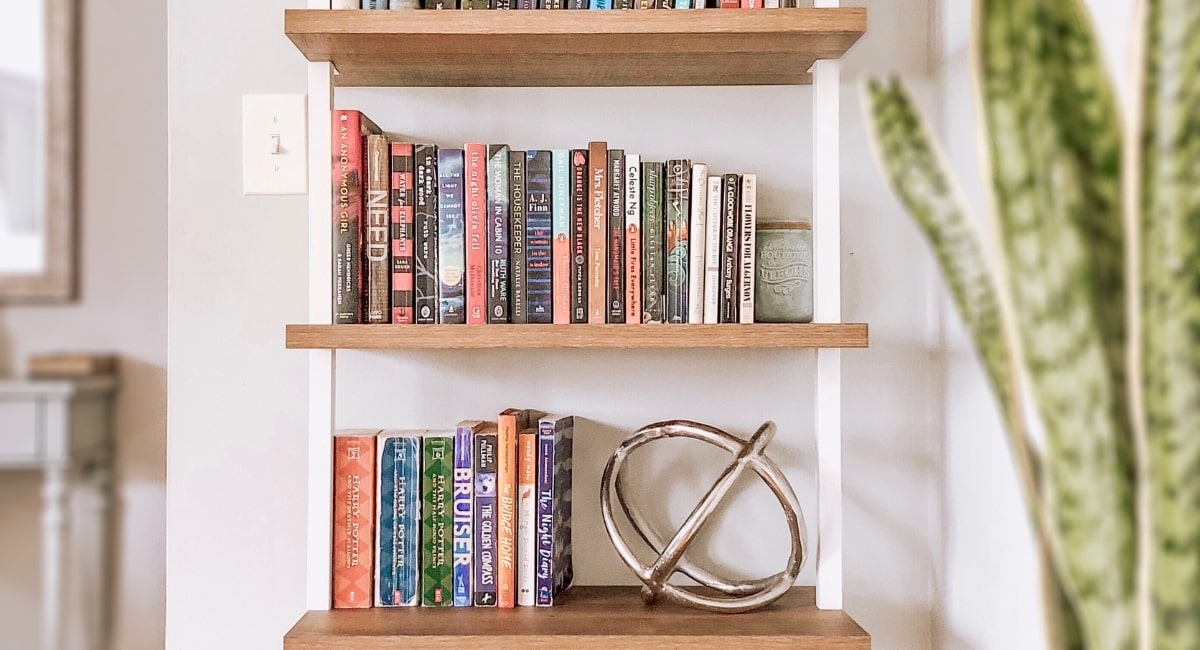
[331,110,380,324]
[414,145,440,324]
[607,149,625,324]
[551,150,571,324]
[497,409,542,607]
[517,427,538,606]
[589,0,612,7]
[465,143,488,325]
[675,0,690,7]
[525,151,553,324]
[740,0,761,6]
[509,151,528,324]
[687,163,708,324]
[543,0,563,7]
[569,150,589,324]
[437,149,466,324]
[624,154,642,324]
[518,0,536,7]
[720,0,738,6]
[536,415,574,606]
[587,143,608,323]
[376,431,421,607]
[703,176,723,324]
[567,0,587,7]
[390,143,415,324]
[641,162,665,324]
[487,145,511,323]
[453,420,484,606]
[720,174,741,323]
[664,159,691,324]
[473,427,499,606]
[365,135,391,324]
[422,433,454,606]
[333,430,378,608]
[739,174,757,323]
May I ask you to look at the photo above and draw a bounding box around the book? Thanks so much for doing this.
[589,0,612,7]
[543,0,563,7]
[641,162,665,324]
[365,134,391,324]
[525,151,554,323]
[567,0,587,7]
[740,0,761,6]
[487,145,511,323]
[517,427,538,606]
[624,154,642,324]
[332,0,357,7]
[376,431,421,607]
[493,0,512,8]
[587,143,608,323]
[333,430,379,609]
[551,150,571,324]
[720,174,741,323]
[331,110,381,325]
[536,415,574,606]
[414,145,440,324]
[390,143,415,324]
[497,408,544,608]
[518,0,537,7]
[607,149,625,324]
[453,420,486,606]
[664,159,691,324]
[720,0,738,6]
[675,0,690,7]
[465,0,490,7]
[473,427,499,606]
[437,149,466,324]
[364,0,388,8]
[569,150,589,324]
[509,151,528,324]
[688,163,708,324]
[703,176,723,324]
[422,432,454,606]
[465,143,488,325]
[739,174,757,323]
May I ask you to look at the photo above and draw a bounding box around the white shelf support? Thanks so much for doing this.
[811,50,843,609]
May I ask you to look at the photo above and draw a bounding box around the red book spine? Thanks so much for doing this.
[739,0,759,6]
[720,0,739,6]
[332,110,364,324]
[465,143,488,325]
[333,433,377,608]
[391,143,415,324]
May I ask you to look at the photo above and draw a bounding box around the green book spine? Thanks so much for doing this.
[641,162,665,323]
[664,159,691,324]
[422,434,454,606]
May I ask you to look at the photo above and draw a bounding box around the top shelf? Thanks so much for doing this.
[284,8,866,87]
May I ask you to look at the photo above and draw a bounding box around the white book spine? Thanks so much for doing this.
[688,164,708,324]
[703,177,723,324]
[738,174,757,323]
[517,470,537,606]
[389,0,421,7]
[624,155,642,324]
[331,0,358,8]
[764,0,780,7]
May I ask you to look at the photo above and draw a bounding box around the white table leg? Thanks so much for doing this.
[82,461,113,650]
[42,462,68,650]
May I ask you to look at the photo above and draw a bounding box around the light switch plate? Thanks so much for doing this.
[242,94,307,195]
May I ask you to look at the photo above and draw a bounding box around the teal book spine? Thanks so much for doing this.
[589,0,612,8]
[377,432,421,607]
[551,150,571,324]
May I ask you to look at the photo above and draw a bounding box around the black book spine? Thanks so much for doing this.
[641,162,665,324]
[566,0,587,7]
[509,151,528,324]
[720,174,741,324]
[487,145,511,323]
[570,150,589,324]
[525,151,554,324]
[607,150,625,323]
[414,145,439,324]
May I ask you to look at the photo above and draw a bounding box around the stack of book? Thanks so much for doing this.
[332,412,574,608]
[332,110,759,326]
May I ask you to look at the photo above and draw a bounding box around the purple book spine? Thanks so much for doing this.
[535,430,555,606]
[473,433,498,606]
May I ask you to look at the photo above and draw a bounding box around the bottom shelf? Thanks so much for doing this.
[285,586,869,649]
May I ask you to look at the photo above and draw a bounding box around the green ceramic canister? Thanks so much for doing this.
[754,222,813,323]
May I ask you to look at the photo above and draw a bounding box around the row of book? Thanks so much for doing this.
[336,0,803,9]
[333,411,574,608]
[333,110,760,326]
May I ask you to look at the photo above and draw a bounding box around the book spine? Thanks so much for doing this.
[703,176,723,324]
[720,174,741,323]
[465,0,489,7]
[550,419,574,604]
[332,110,364,324]
[720,0,738,6]
[739,174,757,323]
[452,426,475,606]
[641,162,665,324]
[332,0,358,7]
[487,145,511,323]
[535,426,555,606]
[687,163,708,324]
[607,150,625,323]
[517,430,538,606]
[415,145,440,324]
[390,143,415,324]
[624,154,641,324]
[465,143,488,325]
[525,151,554,323]
[536,416,574,605]
[543,0,563,7]
[589,0,612,7]
[509,152,528,324]
[422,435,454,606]
[364,0,388,7]
[473,433,498,606]
[496,415,518,607]
[517,0,537,7]
[366,135,391,324]
[567,0,587,7]
[437,149,466,324]
[377,435,420,606]
[569,150,589,323]
[664,159,691,324]
[740,0,760,6]
[675,0,691,7]
[587,143,608,323]
[333,434,376,608]
[551,150,571,324]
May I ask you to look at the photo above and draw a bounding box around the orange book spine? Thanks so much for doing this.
[333,432,377,608]
[587,142,608,323]
[496,411,520,607]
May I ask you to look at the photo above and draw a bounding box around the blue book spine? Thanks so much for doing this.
[525,151,553,323]
[453,423,476,606]
[378,433,421,607]
[473,433,498,606]
[438,149,466,324]
[589,0,611,7]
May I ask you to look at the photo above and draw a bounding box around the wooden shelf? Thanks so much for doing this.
[285,323,868,350]
[284,8,866,87]
[284,586,869,649]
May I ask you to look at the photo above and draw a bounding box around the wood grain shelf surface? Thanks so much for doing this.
[284,586,869,649]
[284,8,866,87]
[285,322,868,349]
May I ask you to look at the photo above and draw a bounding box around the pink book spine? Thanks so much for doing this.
[465,143,488,324]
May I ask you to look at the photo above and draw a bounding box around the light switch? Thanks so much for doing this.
[242,94,307,195]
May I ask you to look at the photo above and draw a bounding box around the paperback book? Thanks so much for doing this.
[664,159,691,324]
[453,421,486,606]
[526,151,553,323]
[465,143,488,325]
[330,110,381,325]
[473,427,499,606]
[376,431,421,607]
[641,162,665,324]
[509,151,528,324]
[536,415,574,606]
[390,143,415,324]
[487,145,511,323]
[365,135,391,324]
[607,149,625,323]
[334,430,379,609]
[414,145,440,324]
[551,150,571,324]
[422,433,454,607]
[437,149,466,324]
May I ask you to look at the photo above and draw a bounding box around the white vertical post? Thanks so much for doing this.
[307,57,336,611]
[811,46,843,609]
[42,462,68,650]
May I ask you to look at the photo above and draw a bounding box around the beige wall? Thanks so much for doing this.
[0,0,167,647]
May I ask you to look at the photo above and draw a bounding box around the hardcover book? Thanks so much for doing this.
[473,427,499,606]
[720,174,741,323]
[437,149,466,324]
[543,0,563,7]
[466,0,490,7]
[703,176,723,324]
[607,150,625,324]
[536,415,574,606]
[493,0,512,7]
[567,0,587,7]
[664,159,691,324]
[569,150,589,323]
[509,151,528,324]
[390,143,415,324]
[376,431,421,607]
[497,408,544,608]
[517,427,538,606]
[688,163,708,324]
[364,0,388,7]
[587,143,608,323]
[551,150,571,324]
[414,145,440,324]
[365,134,391,324]
[334,430,379,608]
[525,151,554,324]
[739,174,757,323]
[641,162,665,324]
[465,143,488,325]
[487,145,511,323]
[422,433,454,607]
[624,154,642,324]
[720,0,738,6]
[331,110,381,324]
[453,420,486,606]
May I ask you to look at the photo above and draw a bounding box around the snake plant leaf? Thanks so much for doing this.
[975,0,1135,647]
[1138,0,1200,646]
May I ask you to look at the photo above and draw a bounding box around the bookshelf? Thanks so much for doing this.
[289,2,867,646]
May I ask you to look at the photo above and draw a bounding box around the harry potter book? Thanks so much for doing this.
[376,431,421,607]
[487,145,511,323]
[437,149,466,324]
[334,430,379,608]
[414,145,440,324]
[390,143,415,324]
[365,134,391,324]
[525,151,554,324]
[422,432,454,606]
